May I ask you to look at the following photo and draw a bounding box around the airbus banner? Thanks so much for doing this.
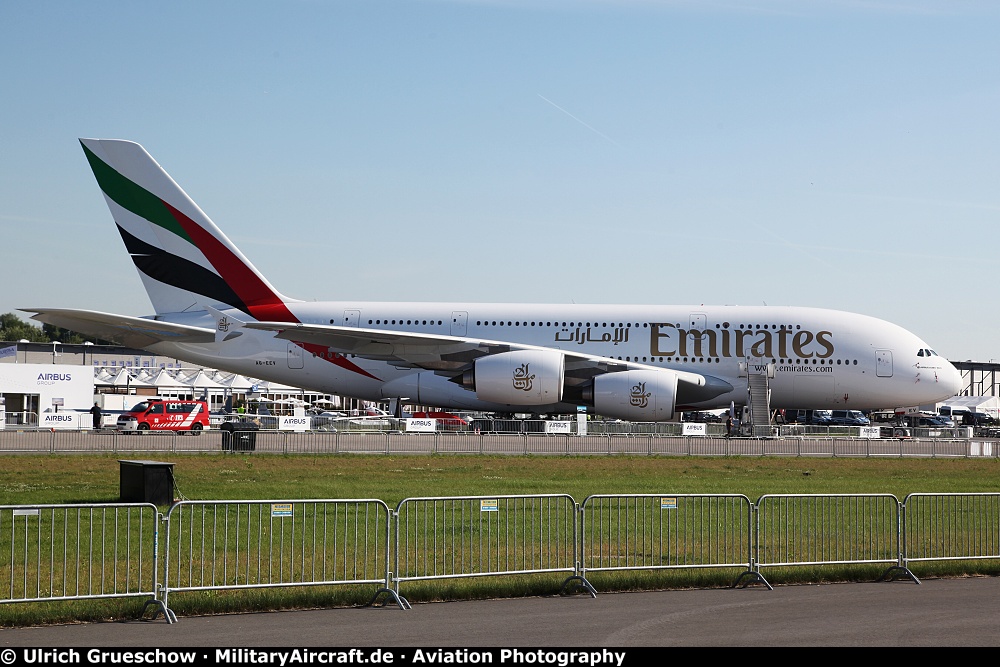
[544,421,572,434]
[682,422,707,436]
[405,418,437,433]
[279,416,310,432]
[40,412,83,430]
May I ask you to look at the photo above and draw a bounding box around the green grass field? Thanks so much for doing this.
[4,453,1000,506]
[2,453,1000,626]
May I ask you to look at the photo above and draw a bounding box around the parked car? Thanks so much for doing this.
[117,398,210,433]
[961,412,997,426]
[827,410,870,426]
[911,415,951,428]
[783,409,833,425]
[682,411,723,423]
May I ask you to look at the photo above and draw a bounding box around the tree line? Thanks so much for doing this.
[0,312,102,345]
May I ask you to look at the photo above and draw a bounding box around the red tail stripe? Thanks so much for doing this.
[163,201,296,322]
[160,202,380,381]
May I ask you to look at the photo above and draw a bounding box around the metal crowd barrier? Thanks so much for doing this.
[579,494,753,585]
[161,499,401,622]
[902,493,1000,568]
[0,503,165,617]
[8,492,1000,623]
[2,412,38,427]
[392,494,584,595]
[749,494,907,587]
[1,428,999,459]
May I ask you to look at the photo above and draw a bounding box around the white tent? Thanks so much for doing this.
[217,373,255,390]
[148,368,187,389]
[936,396,1000,419]
[183,369,225,390]
[253,379,299,392]
[106,367,149,388]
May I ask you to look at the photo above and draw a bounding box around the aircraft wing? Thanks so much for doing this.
[243,321,726,403]
[244,321,524,371]
[23,308,216,347]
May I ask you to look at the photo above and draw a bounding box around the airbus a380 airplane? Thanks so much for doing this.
[25,139,962,422]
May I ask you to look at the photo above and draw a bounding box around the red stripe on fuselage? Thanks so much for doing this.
[300,342,381,381]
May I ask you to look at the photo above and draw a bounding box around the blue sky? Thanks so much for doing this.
[1,1,998,361]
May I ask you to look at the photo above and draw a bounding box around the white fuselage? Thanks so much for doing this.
[151,301,962,414]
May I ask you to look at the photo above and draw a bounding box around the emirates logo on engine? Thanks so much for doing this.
[630,382,651,408]
[512,363,535,392]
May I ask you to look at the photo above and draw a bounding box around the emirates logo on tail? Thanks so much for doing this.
[512,363,535,392]
[630,382,651,408]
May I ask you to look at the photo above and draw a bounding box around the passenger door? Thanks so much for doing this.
[876,350,893,378]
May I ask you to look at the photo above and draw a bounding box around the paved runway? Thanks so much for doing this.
[3,577,1000,647]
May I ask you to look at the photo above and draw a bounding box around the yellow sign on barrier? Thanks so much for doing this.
[480,499,499,512]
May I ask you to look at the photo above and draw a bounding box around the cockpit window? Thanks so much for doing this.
[918,350,925,357]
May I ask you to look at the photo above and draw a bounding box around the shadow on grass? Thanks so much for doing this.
[3,562,1000,628]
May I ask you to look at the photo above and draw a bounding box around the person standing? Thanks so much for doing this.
[90,402,103,430]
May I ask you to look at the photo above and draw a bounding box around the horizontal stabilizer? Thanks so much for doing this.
[23,308,215,348]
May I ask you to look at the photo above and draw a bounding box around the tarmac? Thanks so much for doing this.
[3,576,1000,648]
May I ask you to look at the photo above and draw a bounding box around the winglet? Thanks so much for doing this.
[203,304,246,344]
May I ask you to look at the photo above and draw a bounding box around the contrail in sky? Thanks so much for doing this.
[537,94,623,148]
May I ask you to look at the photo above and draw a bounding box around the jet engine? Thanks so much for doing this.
[589,369,678,421]
[462,350,565,405]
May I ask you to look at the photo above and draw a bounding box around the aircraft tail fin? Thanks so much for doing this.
[79,138,299,321]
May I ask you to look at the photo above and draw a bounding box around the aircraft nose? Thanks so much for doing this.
[941,360,964,397]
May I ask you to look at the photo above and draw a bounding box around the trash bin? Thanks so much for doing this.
[221,420,258,451]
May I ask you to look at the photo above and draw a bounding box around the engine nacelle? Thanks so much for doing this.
[592,370,678,421]
[380,371,484,408]
[468,350,564,405]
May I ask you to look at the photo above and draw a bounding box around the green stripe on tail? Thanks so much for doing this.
[80,142,194,244]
